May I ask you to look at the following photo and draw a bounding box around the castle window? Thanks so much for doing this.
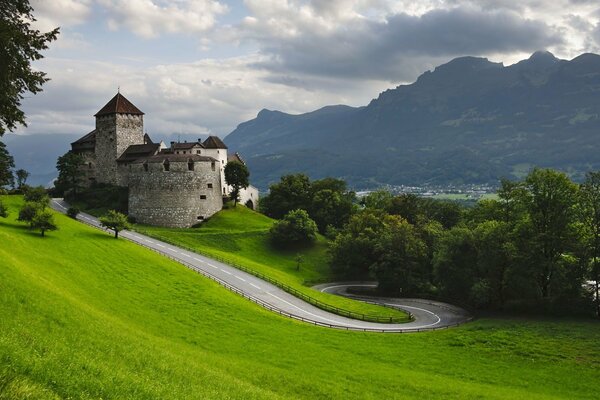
[163,160,170,171]
[207,183,213,188]
[88,162,92,169]
[197,216,204,220]
[188,160,194,171]
[183,151,187,154]
[222,160,224,164]
[200,195,207,200]
[211,161,215,171]
[143,162,149,172]
[196,150,201,154]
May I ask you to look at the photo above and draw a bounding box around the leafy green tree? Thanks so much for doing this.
[23,185,48,203]
[261,174,311,219]
[421,199,464,229]
[270,209,317,247]
[18,201,44,228]
[0,0,59,135]
[0,140,15,188]
[224,161,249,206]
[55,151,84,198]
[67,207,80,219]
[308,177,356,232]
[520,168,579,298]
[99,210,131,239]
[388,193,423,224]
[433,226,478,303]
[15,168,29,189]
[0,199,8,218]
[361,189,393,211]
[371,216,427,295]
[579,171,600,315]
[473,220,515,308]
[31,209,57,237]
[329,210,389,279]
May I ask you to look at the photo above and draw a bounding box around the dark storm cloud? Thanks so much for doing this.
[252,7,564,82]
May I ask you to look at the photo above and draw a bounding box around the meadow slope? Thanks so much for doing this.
[1,195,599,399]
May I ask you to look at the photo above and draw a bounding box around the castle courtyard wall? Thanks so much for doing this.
[128,160,222,228]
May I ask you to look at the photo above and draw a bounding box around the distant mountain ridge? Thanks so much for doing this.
[225,51,600,190]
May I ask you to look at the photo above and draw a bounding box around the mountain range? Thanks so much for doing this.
[225,51,600,190]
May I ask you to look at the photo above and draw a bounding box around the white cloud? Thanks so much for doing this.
[19,55,389,138]
[98,0,228,38]
[30,0,92,31]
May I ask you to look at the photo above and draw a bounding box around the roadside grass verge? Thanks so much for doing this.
[0,195,599,399]
[134,205,410,322]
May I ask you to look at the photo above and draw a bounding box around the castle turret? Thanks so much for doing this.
[94,92,145,185]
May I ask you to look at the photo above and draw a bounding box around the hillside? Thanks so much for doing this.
[225,51,600,189]
[1,195,600,398]
[134,205,409,321]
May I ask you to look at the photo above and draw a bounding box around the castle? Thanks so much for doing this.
[70,92,259,228]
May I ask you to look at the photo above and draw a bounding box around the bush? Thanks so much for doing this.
[23,186,49,203]
[0,200,8,218]
[270,209,317,247]
[67,207,80,219]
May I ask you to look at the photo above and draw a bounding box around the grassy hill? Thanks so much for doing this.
[1,195,599,399]
[135,205,410,321]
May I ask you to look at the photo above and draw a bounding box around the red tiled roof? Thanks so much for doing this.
[94,93,144,117]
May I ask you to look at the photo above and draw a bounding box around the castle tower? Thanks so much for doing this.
[94,92,145,185]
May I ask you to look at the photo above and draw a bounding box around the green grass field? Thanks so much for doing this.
[135,205,409,322]
[1,195,599,399]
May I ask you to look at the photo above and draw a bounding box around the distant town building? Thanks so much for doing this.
[70,92,259,227]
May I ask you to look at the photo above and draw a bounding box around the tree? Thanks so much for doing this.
[224,161,249,206]
[260,174,311,219]
[67,206,80,219]
[371,216,427,296]
[269,209,317,247]
[0,140,15,188]
[329,210,388,279]
[361,189,393,211]
[55,151,84,198]
[18,201,44,227]
[0,0,59,135]
[579,171,600,316]
[0,199,8,218]
[23,185,48,203]
[520,168,579,298]
[31,209,57,237]
[15,169,29,189]
[388,194,423,225]
[99,210,130,239]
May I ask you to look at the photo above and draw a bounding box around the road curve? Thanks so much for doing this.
[51,199,471,332]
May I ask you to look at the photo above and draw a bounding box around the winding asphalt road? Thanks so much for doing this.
[51,198,471,332]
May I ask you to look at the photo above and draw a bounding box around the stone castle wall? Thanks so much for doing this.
[128,160,223,228]
[95,114,143,185]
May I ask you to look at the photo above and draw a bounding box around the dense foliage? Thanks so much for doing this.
[0,0,58,135]
[269,209,318,247]
[328,168,598,315]
[55,151,85,197]
[224,161,249,205]
[0,140,15,188]
[261,174,356,233]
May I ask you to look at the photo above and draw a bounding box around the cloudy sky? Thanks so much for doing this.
[17,0,600,139]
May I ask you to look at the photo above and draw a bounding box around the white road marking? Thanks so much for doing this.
[249,283,261,290]
[221,269,232,275]
[267,293,352,327]
[193,257,203,262]
[205,263,218,269]
[182,253,192,258]
[155,243,165,248]
[235,276,246,282]
[319,283,376,293]
[385,304,441,328]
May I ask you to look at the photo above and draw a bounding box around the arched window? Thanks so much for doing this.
[188,159,194,171]
[211,161,215,171]
[163,160,170,171]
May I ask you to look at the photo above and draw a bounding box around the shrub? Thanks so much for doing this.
[270,209,317,247]
[23,185,48,203]
[67,207,80,219]
[0,200,8,218]
[31,209,58,237]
